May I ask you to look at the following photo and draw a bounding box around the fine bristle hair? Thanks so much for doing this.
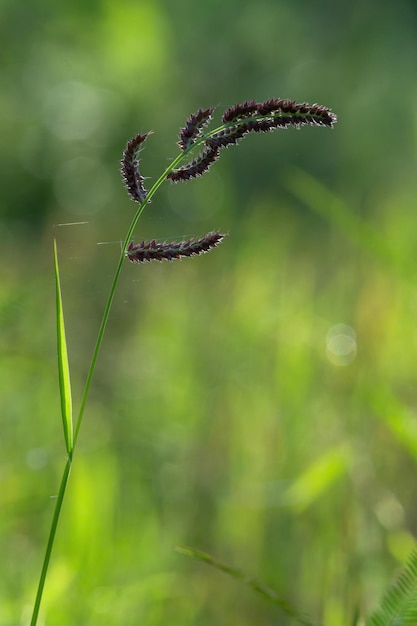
[126,231,227,263]
[120,131,153,203]
[222,100,259,123]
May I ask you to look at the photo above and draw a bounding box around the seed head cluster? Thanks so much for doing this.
[167,98,337,183]
[121,97,337,264]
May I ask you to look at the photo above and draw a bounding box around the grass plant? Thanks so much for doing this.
[29,97,417,625]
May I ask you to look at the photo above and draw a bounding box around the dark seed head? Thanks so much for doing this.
[127,231,227,263]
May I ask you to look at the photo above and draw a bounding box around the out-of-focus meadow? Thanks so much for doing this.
[2,0,417,624]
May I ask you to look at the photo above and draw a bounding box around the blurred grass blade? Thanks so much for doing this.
[280,444,350,513]
[176,546,321,626]
[369,549,417,626]
[54,237,73,455]
[286,168,395,265]
[368,390,417,463]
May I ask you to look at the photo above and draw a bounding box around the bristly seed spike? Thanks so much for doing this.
[178,107,215,151]
[121,131,153,203]
[167,146,220,182]
[126,231,228,263]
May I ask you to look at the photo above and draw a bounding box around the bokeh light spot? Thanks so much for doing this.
[43,81,105,141]
[326,323,357,366]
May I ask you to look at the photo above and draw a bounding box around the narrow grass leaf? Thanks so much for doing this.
[54,237,73,455]
[280,444,350,512]
[367,390,417,463]
[286,168,396,266]
[176,546,322,626]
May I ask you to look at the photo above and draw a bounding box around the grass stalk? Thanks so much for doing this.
[31,144,197,623]
[30,100,337,623]
[30,458,72,626]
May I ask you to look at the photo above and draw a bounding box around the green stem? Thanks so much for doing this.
[30,457,72,626]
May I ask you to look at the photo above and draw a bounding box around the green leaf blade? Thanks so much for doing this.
[54,237,73,455]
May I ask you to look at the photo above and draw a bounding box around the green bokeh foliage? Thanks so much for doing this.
[1,0,417,624]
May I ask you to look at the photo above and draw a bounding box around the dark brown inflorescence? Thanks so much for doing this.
[178,107,214,151]
[167,146,220,182]
[121,98,336,265]
[222,98,337,127]
[167,98,337,183]
[120,131,152,203]
[221,99,259,123]
[126,231,227,263]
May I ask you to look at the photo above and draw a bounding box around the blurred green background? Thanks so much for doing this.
[2,0,417,624]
